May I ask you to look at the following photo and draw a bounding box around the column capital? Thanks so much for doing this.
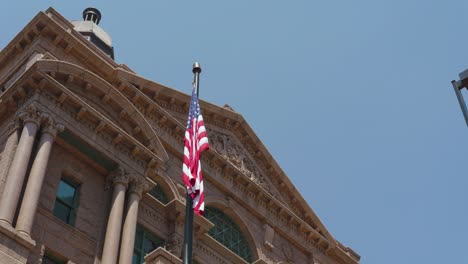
[110,167,131,187]
[17,104,41,126]
[128,179,151,199]
[40,113,65,138]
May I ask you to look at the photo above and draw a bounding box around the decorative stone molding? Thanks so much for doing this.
[210,131,271,193]
[144,247,182,264]
[166,232,183,258]
[109,167,131,187]
[281,243,294,264]
[40,113,65,138]
[264,224,275,251]
[34,73,161,173]
[18,103,41,126]
[140,202,168,227]
[10,115,22,133]
[128,179,151,199]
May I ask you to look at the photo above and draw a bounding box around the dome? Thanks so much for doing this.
[72,8,114,59]
[71,20,112,47]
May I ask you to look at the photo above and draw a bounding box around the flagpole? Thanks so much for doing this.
[182,62,202,264]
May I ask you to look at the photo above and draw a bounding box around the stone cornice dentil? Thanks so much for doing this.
[12,70,167,174]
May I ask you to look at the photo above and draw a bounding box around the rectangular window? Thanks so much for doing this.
[53,178,79,226]
[133,224,165,264]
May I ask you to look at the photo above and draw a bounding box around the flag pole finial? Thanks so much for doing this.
[193,62,202,74]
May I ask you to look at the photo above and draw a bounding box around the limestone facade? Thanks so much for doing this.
[0,7,360,264]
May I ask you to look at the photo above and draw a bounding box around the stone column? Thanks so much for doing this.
[0,106,41,227]
[16,115,64,237]
[101,168,130,264]
[118,179,146,264]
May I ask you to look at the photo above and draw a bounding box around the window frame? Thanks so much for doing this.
[148,184,169,204]
[133,224,165,264]
[53,177,80,226]
[204,207,254,263]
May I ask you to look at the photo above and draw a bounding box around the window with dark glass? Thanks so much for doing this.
[42,252,66,264]
[133,224,165,264]
[204,207,254,263]
[53,178,79,226]
[148,184,169,204]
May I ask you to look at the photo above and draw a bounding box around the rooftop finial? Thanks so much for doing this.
[192,62,202,74]
[83,7,101,25]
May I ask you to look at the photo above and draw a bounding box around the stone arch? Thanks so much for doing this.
[148,172,180,202]
[34,59,168,162]
[204,197,259,263]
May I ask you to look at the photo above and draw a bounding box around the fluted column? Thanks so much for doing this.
[0,106,41,227]
[119,179,146,264]
[16,115,64,237]
[101,168,130,264]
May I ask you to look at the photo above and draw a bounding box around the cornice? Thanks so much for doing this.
[143,111,332,256]
[0,69,164,176]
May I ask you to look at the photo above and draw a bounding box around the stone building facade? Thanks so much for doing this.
[0,7,360,264]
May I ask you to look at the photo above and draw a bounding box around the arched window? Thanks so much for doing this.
[148,184,169,204]
[204,207,254,263]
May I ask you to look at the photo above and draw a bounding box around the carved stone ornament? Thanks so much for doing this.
[40,113,65,138]
[211,131,271,192]
[281,243,294,263]
[166,232,183,258]
[17,104,41,126]
[128,179,150,199]
[38,244,46,264]
[11,115,22,131]
[109,167,131,187]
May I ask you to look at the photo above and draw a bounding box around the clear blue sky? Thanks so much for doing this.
[1,1,467,263]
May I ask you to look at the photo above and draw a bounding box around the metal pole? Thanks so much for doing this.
[183,191,194,264]
[451,80,468,127]
[182,62,202,264]
[193,62,201,96]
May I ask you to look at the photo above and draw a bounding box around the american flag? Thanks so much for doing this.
[182,85,209,215]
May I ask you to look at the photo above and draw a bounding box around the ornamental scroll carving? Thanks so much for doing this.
[210,131,272,193]
[40,113,65,138]
[166,232,183,258]
[106,166,131,189]
[281,243,295,264]
[18,104,41,126]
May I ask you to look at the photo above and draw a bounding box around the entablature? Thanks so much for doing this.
[0,69,166,178]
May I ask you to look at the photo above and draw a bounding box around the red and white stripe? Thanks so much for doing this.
[182,108,209,215]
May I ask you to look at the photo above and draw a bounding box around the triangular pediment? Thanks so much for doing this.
[208,127,288,203]
[151,93,337,244]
